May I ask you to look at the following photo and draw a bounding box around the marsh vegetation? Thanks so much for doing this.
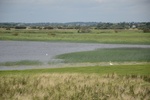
[0,73,150,100]
[56,48,150,63]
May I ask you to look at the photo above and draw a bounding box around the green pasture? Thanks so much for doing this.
[0,29,150,44]
[56,48,150,63]
[0,64,150,75]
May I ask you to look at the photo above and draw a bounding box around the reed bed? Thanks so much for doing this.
[0,73,149,100]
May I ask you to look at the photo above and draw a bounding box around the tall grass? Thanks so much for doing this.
[0,73,149,100]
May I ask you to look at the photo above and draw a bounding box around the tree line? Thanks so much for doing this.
[0,22,150,32]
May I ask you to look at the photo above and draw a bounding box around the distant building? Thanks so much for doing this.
[132,25,136,28]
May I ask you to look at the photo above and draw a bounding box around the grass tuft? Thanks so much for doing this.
[0,60,42,66]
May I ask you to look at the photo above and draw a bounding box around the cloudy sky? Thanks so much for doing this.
[0,0,150,23]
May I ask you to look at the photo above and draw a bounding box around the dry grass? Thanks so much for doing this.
[0,73,150,100]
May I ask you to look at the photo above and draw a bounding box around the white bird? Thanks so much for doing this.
[46,53,48,56]
[109,61,113,65]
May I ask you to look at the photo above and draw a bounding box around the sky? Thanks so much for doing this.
[0,0,150,23]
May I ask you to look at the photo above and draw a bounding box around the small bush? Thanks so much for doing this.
[143,28,150,33]
[48,33,56,37]
[78,27,91,33]
[114,30,118,33]
[12,33,19,36]
[6,28,11,30]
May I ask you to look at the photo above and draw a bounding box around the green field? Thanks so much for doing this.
[0,64,150,75]
[0,29,150,44]
[56,48,150,63]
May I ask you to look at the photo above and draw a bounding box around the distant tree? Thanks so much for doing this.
[12,33,19,36]
[57,26,64,29]
[139,22,150,33]
[143,28,150,33]
[96,22,130,29]
[6,28,11,30]
[146,22,150,27]
[97,23,113,29]
[43,26,54,29]
[15,26,26,29]
[114,29,118,33]
[30,26,38,29]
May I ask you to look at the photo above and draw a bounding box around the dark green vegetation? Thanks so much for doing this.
[0,22,150,30]
[0,29,150,44]
[56,48,150,63]
[0,60,42,66]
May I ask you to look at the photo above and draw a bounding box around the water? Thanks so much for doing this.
[0,41,150,70]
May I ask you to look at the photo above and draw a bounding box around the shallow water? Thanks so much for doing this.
[0,41,150,70]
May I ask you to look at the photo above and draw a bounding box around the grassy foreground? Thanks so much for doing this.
[0,73,150,100]
[0,65,150,100]
[0,29,150,44]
